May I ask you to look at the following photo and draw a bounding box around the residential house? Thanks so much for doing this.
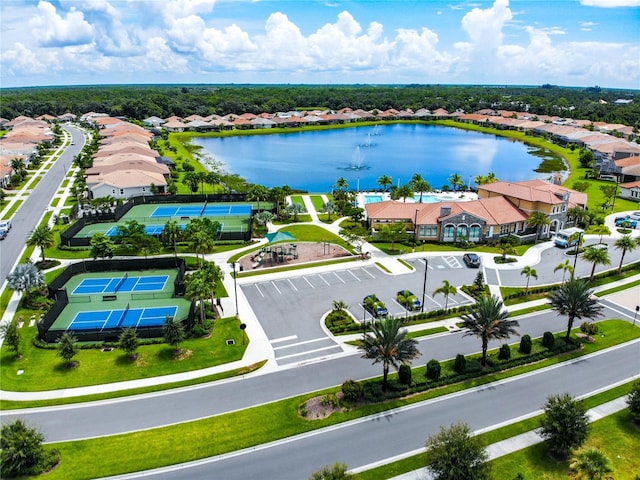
[87,170,167,199]
[620,180,640,202]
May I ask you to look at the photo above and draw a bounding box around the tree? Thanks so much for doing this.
[580,245,610,282]
[247,183,269,211]
[448,172,464,191]
[571,181,591,193]
[614,234,638,274]
[578,148,595,168]
[7,262,46,303]
[322,200,337,221]
[520,266,538,295]
[163,316,185,355]
[116,220,146,250]
[549,278,604,342]
[334,177,348,191]
[433,280,457,311]
[188,230,215,266]
[162,220,182,258]
[410,173,431,203]
[554,260,575,284]
[118,327,139,360]
[358,316,420,391]
[182,171,201,193]
[130,233,161,259]
[569,448,613,480]
[332,299,349,312]
[377,222,407,252]
[539,393,590,460]
[377,174,392,192]
[204,171,221,193]
[599,184,617,209]
[287,202,305,222]
[27,225,54,262]
[0,420,48,478]
[425,421,490,480]
[0,321,21,357]
[57,331,78,367]
[567,206,589,230]
[201,261,224,310]
[309,462,351,480]
[392,183,414,202]
[527,211,551,241]
[626,380,640,425]
[90,232,116,259]
[339,224,368,254]
[254,210,275,226]
[461,295,519,367]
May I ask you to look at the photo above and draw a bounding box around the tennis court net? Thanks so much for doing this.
[114,272,129,292]
[116,303,130,327]
[200,200,208,217]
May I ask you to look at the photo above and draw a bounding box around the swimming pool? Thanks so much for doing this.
[413,194,441,203]
[364,195,384,204]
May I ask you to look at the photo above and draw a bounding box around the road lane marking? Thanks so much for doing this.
[270,335,298,344]
[317,274,330,286]
[333,272,346,284]
[273,337,329,351]
[276,345,341,360]
[303,276,314,288]
[271,281,281,294]
[347,270,360,281]
[362,267,376,278]
[287,279,298,291]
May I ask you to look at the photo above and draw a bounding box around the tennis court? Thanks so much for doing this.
[72,275,169,295]
[68,305,178,331]
[101,224,187,237]
[150,204,252,218]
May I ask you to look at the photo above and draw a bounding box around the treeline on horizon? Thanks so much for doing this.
[1,84,638,127]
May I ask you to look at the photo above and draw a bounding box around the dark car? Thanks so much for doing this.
[396,290,422,311]
[363,294,388,318]
[463,253,481,268]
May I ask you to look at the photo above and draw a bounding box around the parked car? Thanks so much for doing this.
[0,220,11,231]
[462,253,481,268]
[363,294,388,318]
[631,212,640,221]
[615,216,638,228]
[396,290,422,311]
[0,229,6,240]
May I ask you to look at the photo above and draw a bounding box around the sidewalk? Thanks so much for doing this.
[385,396,629,480]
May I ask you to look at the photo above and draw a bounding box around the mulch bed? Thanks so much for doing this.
[237,241,351,271]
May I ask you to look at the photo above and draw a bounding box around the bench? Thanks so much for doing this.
[102,295,117,301]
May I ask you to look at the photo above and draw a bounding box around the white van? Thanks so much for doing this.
[554,227,583,248]
[0,220,11,231]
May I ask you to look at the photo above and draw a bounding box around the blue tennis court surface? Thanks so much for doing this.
[69,306,178,330]
[72,275,169,295]
[150,204,252,218]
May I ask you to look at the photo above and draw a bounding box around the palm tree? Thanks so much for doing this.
[410,173,431,203]
[581,245,610,281]
[189,230,215,266]
[334,177,348,191]
[201,261,224,311]
[204,171,220,193]
[163,220,182,258]
[332,299,349,312]
[377,174,393,192]
[322,200,336,221]
[448,172,464,191]
[393,184,414,202]
[590,225,610,243]
[614,234,638,274]
[247,184,269,212]
[433,280,457,311]
[567,206,589,228]
[26,225,54,262]
[520,266,538,295]
[286,203,305,222]
[569,448,612,480]
[554,260,575,284]
[461,295,519,366]
[549,278,604,342]
[185,271,210,327]
[527,211,551,241]
[359,316,420,391]
[7,262,45,303]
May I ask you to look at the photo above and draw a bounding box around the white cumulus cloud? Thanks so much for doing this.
[580,0,640,7]
[29,1,94,47]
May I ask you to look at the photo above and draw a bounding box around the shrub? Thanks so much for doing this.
[426,359,441,380]
[519,334,532,354]
[341,380,363,403]
[398,364,412,385]
[542,331,555,350]
[498,343,511,360]
[363,382,384,402]
[627,380,640,424]
[580,322,599,336]
[454,354,467,374]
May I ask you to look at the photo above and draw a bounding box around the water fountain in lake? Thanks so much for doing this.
[360,132,376,147]
[340,146,370,171]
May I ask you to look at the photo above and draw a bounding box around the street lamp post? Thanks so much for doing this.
[413,209,419,251]
[231,262,239,318]
[572,231,583,278]
[633,306,639,328]
[421,258,428,312]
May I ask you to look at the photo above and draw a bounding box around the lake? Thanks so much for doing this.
[191,124,557,193]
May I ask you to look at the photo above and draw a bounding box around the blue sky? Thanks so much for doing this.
[1,0,639,88]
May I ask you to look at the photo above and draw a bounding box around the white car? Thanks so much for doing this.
[630,211,640,221]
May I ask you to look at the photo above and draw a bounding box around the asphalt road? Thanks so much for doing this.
[4,303,635,444]
[105,338,640,480]
[0,125,85,285]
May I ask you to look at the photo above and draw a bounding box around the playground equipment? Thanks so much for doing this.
[252,244,298,268]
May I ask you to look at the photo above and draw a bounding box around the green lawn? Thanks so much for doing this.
[310,195,326,211]
[1,199,23,220]
[290,195,307,209]
[1,316,247,392]
[489,410,639,480]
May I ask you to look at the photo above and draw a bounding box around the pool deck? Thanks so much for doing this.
[356,190,478,211]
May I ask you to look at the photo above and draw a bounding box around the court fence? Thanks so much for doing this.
[61,193,256,246]
[39,257,191,343]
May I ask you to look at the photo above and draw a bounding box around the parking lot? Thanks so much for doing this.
[240,255,479,366]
